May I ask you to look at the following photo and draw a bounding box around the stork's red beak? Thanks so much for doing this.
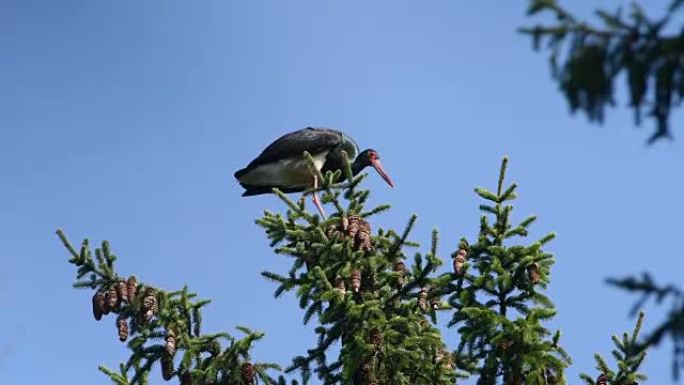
[370,159,395,188]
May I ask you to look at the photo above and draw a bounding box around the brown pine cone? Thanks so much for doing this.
[394,261,406,287]
[241,362,255,385]
[92,292,106,321]
[361,361,377,385]
[107,285,119,310]
[369,328,382,348]
[347,215,361,239]
[180,372,193,385]
[527,263,541,284]
[115,280,128,303]
[430,296,441,310]
[453,254,466,276]
[161,354,174,381]
[126,276,138,303]
[351,269,362,293]
[116,314,129,342]
[596,374,608,385]
[102,292,111,315]
[418,288,428,312]
[165,330,176,356]
[142,287,158,322]
[334,276,346,295]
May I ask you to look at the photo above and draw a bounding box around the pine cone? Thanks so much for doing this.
[436,349,454,369]
[241,362,255,385]
[161,354,174,381]
[341,215,350,231]
[347,215,361,239]
[116,314,129,342]
[101,291,112,315]
[107,285,119,310]
[361,361,377,385]
[115,280,128,303]
[418,288,428,312]
[351,269,362,293]
[165,330,176,356]
[347,216,373,251]
[92,292,106,321]
[596,374,608,385]
[369,328,382,349]
[453,254,466,276]
[142,287,158,322]
[180,372,193,385]
[334,276,346,295]
[126,276,138,303]
[430,296,441,310]
[393,261,406,287]
[527,263,541,284]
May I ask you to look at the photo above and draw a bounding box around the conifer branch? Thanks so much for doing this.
[58,229,282,385]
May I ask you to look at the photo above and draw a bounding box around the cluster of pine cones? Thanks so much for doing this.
[327,215,373,252]
[91,276,158,343]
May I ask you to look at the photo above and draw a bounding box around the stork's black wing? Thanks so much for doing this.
[234,127,342,179]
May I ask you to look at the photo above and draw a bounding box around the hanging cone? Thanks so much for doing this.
[115,280,128,303]
[435,349,453,369]
[102,292,111,315]
[116,314,129,342]
[142,287,158,322]
[161,354,174,381]
[241,362,255,385]
[369,328,382,349]
[596,374,608,385]
[393,261,406,287]
[341,215,350,231]
[430,296,441,310]
[453,254,466,276]
[92,292,106,321]
[418,288,428,312]
[107,285,119,310]
[334,277,346,295]
[180,372,193,385]
[126,276,138,303]
[527,263,541,284]
[356,220,372,252]
[347,215,361,239]
[165,330,176,356]
[351,269,362,293]
[360,360,377,385]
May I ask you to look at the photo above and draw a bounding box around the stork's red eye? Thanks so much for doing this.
[369,151,378,160]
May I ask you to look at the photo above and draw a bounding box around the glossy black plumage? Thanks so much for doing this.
[235,127,393,197]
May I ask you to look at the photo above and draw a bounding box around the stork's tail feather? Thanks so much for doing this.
[238,183,305,196]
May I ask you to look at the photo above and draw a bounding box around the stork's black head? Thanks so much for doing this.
[353,149,395,188]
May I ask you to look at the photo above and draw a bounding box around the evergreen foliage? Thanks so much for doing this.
[578,312,648,385]
[522,0,684,143]
[59,156,649,385]
[57,230,281,385]
[441,158,571,385]
[608,274,684,379]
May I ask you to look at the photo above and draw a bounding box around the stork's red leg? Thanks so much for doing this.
[312,174,326,218]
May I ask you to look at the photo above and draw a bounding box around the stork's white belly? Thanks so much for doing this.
[238,151,329,187]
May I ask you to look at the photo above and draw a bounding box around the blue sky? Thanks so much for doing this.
[1,0,682,383]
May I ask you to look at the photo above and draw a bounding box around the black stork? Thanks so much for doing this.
[234,127,394,216]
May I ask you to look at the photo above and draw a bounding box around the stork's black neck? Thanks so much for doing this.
[351,158,367,176]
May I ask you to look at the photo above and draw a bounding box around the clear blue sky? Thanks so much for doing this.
[1,1,682,383]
